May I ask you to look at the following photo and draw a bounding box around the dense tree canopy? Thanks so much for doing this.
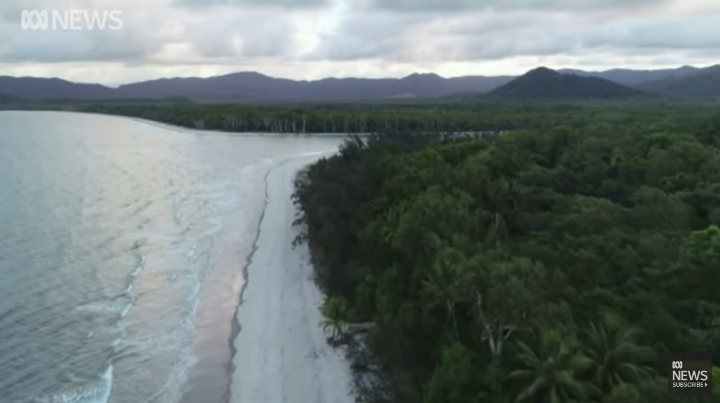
[292,110,720,402]
[82,103,719,135]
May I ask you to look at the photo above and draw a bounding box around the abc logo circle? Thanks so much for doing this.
[672,361,683,369]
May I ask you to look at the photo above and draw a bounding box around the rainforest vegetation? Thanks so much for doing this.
[292,106,720,403]
[80,103,714,134]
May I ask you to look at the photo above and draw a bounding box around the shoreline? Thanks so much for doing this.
[179,151,350,403]
[0,109,360,138]
[229,153,354,403]
[224,167,271,403]
[176,161,268,403]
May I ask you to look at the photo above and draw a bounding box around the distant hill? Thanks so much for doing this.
[0,76,117,100]
[636,65,720,99]
[0,65,715,102]
[558,66,701,85]
[115,72,515,101]
[488,67,648,100]
[0,72,515,102]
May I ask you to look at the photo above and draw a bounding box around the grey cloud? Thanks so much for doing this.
[175,6,298,59]
[581,15,720,50]
[0,0,298,64]
[240,30,293,57]
[317,36,398,61]
[460,34,579,61]
[309,12,427,61]
[311,8,720,64]
[0,0,54,24]
[0,0,123,22]
[0,0,717,74]
[188,17,295,58]
[367,0,669,12]
[174,0,329,9]
[311,10,581,62]
[0,0,166,63]
[0,31,158,63]
[0,11,165,63]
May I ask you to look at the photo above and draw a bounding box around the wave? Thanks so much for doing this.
[75,296,132,316]
[77,252,144,318]
[24,365,113,403]
[121,255,145,296]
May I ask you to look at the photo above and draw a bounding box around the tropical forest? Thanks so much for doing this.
[291,105,720,403]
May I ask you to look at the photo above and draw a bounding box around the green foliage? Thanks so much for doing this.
[424,342,482,403]
[293,108,720,402]
[668,226,720,304]
[582,322,654,392]
[80,102,720,135]
[510,330,596,403]
[320,296,349,340]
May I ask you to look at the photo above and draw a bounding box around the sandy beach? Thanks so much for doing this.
[228,153,355,403]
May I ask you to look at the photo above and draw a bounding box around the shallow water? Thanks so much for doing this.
[0,111,341,403]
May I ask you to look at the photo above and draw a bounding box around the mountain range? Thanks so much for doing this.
[0,64,718,102]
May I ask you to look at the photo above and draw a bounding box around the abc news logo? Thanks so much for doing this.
[668,352,712,396]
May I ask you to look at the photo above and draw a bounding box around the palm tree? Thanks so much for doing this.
[422,247,470,340]
[320,296,348,342]
[583,322,654,392]
[510,330,595,403]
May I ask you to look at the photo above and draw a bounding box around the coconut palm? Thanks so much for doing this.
[320,296,348,341]
[422,247,471,339]
[510,330,594,403]
[583,322,654,392]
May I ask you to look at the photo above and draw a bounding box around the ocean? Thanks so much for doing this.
[0,111,343,403]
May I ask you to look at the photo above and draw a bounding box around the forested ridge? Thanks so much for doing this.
[292,107,720,403]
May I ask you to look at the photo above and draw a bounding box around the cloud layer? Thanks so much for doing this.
[366,0,667,12]
[0,0,718,84]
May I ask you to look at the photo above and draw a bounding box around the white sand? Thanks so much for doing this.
[230,153,355,403]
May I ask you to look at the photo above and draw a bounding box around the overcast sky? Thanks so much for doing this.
[0,0,718,85]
